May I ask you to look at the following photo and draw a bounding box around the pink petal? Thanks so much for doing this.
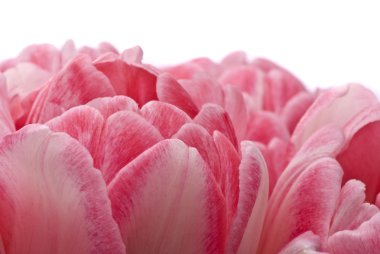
[259,157,343,254]
[326,213,380,254]
[121,46,143,63]
[337,120,380,202]
[164,58,219,79]
[220,51,248,68]
[193,104,238,149]
[27,55,115,123]
[179,76,224,109]
[246,110,289,144]
[281,91,315,133]
[223,86,248,141]
[292,84,378,149]
[0,75,15,137]
[94,56,158,105]
[156,73,199,117]
[173,123,221,183]
[227,141,268,254]
[329,180,379,235]
[213,131,240,232]
[0,125,125,253]
[141,101,191,138]
[278,231,325,254]
[96,111,163,184]
[108,139,227,253]
[46,106,104,158]
[218,65,264,102]
[86,96,139,118]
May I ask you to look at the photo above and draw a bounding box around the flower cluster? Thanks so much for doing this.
[0,41,379,254]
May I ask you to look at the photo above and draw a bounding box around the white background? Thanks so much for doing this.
[1,0,379,95]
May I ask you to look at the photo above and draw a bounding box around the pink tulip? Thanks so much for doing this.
[0,41,379,253]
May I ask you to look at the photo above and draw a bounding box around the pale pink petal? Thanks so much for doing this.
[108,139,227,253]
[213,131,240,232]
[164,58,220,79]
[86,96,139,118]
[220,51,248,68]
[179,76,224,109]
[121,46,143,64]
[193,104,238,148]
[94,56,158,105]
[223,86,248,141]
[292,84,378,148]
[27,55,115,123]
[60,40,76,65]
[326,213,380,254]
[228,141,268,254]
[329,180,379,235]
[141,101,191,138]
[46,106,104,158]
[96,111,163,184]
[263,69,305,113]
[246,110,290,144]
[218,65,264,101]
[259,157,343,254]
[173,123,221,183]
[278,231,326,254]
[0,125,125,253]
[156,73,199,117]
[0,75,15,137]
[281,91,315,133]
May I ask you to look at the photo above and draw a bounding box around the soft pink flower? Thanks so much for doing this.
[0,41,379,253]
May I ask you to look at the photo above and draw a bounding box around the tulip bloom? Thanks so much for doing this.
[0,41,379,253]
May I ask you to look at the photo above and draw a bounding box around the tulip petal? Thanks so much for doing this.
[0,75,15,137]
[0,125,125,254]
[278,231,325,254]
[259,157,343,254]
[46,106,104,157]
[141,101,191,138]
[97,111,163,184]
[329,180,379,235]
[173,123,221,183]
[156,73,199,117]
[194,104,238,149]
[94,57,158,105]
[27,55,115,123]
[327,213,380,254]
[292,84,378,148]
[86,96,139,118]
[228,141,268,254]
[108,139,227,254]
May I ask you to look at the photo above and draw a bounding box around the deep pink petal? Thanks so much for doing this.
[259,157,343,254]
[156,73,199,117]
[27,55,115,123]
[227,141,268,254]
[141,101,191,138]
[213,131,240,232]
[46,106,104,158]
[173,123,221,183]
[96,111,163,184]
[193,104,238,149]
[329,180,379,235]
[108,139,227,253]
[86,96,139,118]
[94,56,158,105]
[326,213,380,254]
[0,125,125,253]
